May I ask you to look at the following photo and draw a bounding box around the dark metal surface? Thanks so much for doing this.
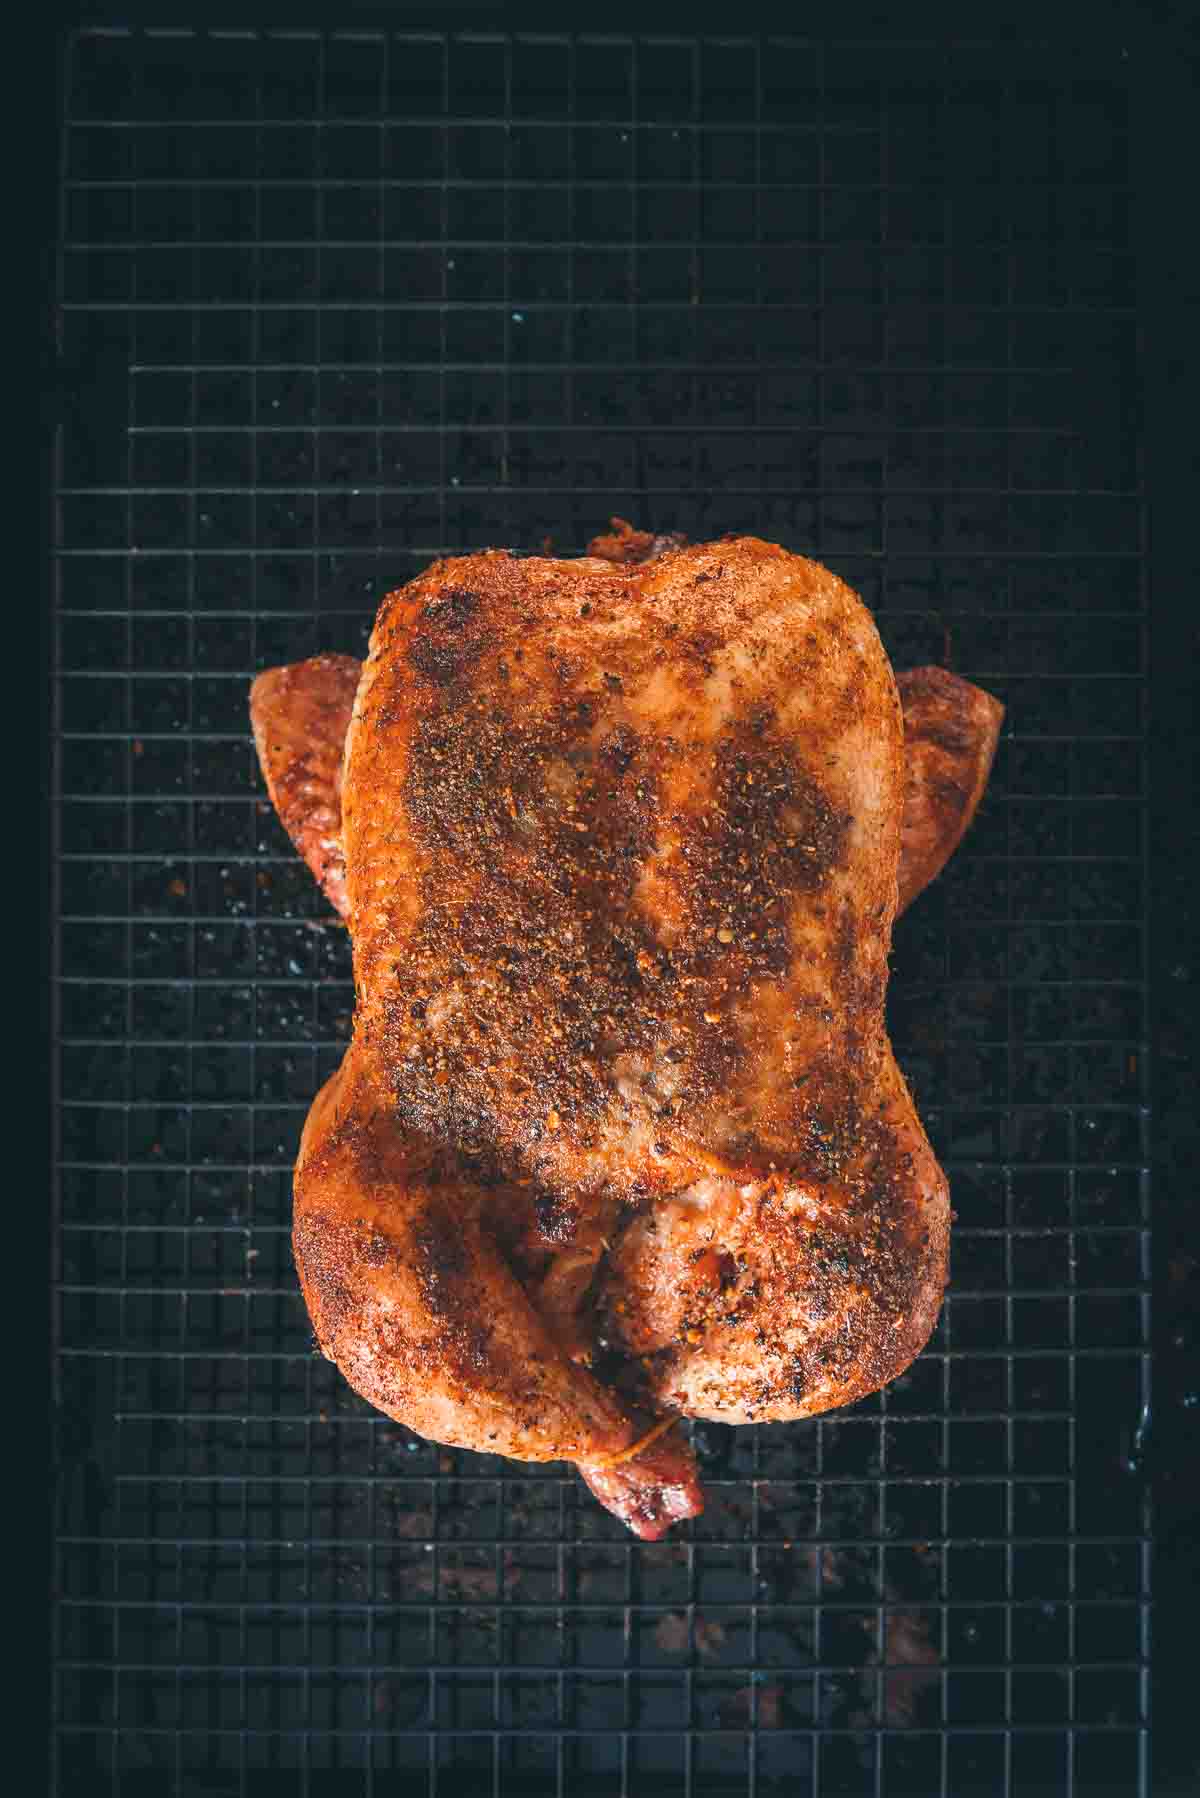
[51,26,1153,1796]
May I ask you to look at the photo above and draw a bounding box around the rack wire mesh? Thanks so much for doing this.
[51,26,1151,1797]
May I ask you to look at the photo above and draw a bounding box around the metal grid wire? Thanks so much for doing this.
[52,26,1150,1797]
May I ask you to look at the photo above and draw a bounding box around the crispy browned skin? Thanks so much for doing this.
[276,537,947,1538]
[252,537,1003,1534]
[894,665,1005,914]
[249,654,360,921]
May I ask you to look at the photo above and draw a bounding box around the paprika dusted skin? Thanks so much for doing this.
[251,536,1001,1536]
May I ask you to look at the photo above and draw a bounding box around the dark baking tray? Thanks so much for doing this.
[44,12,1199,1796]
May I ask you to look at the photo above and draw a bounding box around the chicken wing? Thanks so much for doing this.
[250,653,360,921]
[894,665,1005,913]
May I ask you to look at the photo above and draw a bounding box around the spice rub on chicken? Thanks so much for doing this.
[250,534,1002,1536]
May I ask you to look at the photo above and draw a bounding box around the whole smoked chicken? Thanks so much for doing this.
[250,535,1002,1537]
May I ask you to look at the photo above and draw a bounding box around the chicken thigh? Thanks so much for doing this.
[251,536,1002,1535]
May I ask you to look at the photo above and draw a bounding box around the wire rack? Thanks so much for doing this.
[51,25,1151,1797]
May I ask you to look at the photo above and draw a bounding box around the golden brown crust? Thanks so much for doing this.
[249,654,361,921]
[252,537,974,1535]
[895,666,1005,913]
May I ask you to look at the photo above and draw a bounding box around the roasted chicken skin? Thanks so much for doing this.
[250,535,1002,1535]
[251,653,360,920]
[894,664,1004,914]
